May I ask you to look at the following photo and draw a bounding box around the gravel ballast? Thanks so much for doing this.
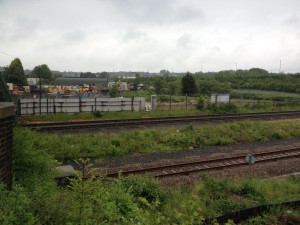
[77,137,300,184]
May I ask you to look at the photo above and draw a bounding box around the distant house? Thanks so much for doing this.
[52,78,109,91]
[27,78,39,85]
[137,83,146,90]
[119,82,128,92]
[129,83,136,91]
[211,94,230,104]
[128,83,146,91]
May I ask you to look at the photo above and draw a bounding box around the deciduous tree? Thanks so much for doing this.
[30,64,53,81]
[3,58,27,86]
[181,72,197,95]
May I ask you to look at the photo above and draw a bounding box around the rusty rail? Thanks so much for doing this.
[19,110,300,131]
[106,147,300,178]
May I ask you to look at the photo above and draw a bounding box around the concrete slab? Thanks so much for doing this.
[55,165,76,178]
[0,102,15,119]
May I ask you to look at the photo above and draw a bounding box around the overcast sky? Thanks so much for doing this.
[0,0,299,73]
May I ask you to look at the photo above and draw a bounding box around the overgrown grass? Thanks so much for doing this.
[164,176,300,219]
[3,171,299,224]
[232,89,300,98]
[231,89,300,104]
[15,119,300,162]
[20,103,300,123]
[19,109,204,123]
[243,207,300,225]
[6,120,300,224]
[236,102,300,113]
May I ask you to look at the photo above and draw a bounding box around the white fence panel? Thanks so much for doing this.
[19,97,145,115]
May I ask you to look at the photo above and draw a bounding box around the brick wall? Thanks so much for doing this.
[0,103,14,190]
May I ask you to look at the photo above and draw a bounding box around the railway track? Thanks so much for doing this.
[105,147,300,178]
[19,110,300,131]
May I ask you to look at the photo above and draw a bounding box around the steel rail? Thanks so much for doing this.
[18,110,300,131]
[105,147,300,178]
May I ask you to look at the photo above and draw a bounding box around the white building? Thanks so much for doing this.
[27,78,40,85]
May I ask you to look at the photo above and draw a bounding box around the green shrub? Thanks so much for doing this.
[207,103,238,114]
[93,110,102,118]
[158,94,170,102]
[196,97,205,110]
[180,125,195,134]
[111,139,121,147]
[270,132,282,140]
[13,128,58,189]
[201,177,229,200]
[121,176,165,204]
[0,184,35,225]
[230,181,266,203]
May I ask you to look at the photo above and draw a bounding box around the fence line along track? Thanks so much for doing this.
[105,147,300,178]
[18,110,300,131]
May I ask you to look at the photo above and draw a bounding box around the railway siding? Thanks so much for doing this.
[18,110,300,132]
[104,148,300,178]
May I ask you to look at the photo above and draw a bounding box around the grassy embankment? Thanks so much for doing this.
[20,103,300,123]
[15,119,300,162]
[8,148,300,225]
[9,133,300,225]
[231,89,300,112]
[19,109,203,123]
[7,116,300,224]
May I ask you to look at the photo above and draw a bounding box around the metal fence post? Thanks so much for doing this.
[47,98,49,114]
[131,97,134,111]
[79,97,82,113]
[33,100,35,115]
[186,94,188,110]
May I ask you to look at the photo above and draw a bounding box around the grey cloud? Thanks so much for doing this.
[284,14,300,26]
[107,0,205,26]
[122,28,148,43]
[234,45,247,54]
[1,0,300,73]
[176,4,204,22]
[63,30,86,43]
[0,17,39,42]
[208,46,221,52]
[177,34,192,47]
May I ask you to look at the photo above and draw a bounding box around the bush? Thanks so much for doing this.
[93,110,102,118]
[13,128,58,189]
[207,103,238,114]
[196,97,205,110]
[0,184,35,225]
[121,176,165,204]
[201,176,229,200]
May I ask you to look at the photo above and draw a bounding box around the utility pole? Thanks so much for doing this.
[279,60,282,73]
[39,67,42,115]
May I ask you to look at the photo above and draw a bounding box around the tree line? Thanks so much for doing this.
[1,58,300,96]
[122,69,300,96]
[0,58,62,86]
